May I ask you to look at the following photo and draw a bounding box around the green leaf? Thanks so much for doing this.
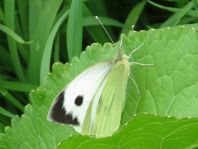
[83,16,123,27]
[193,0,198,9]
[17,0,29,39]
[67,0,83,61]
[148,1,195,27]
[0,80,37,92]
[0,24,29,44]
[0,89,24,112]
[4,0,25,81]
[0,107,15,118]
[0,7,3,22]
[28,0,63,84]
[148,0,198,18]
[0,45,12,68]
[161,1,194,27]
[0,25,198,148]
[83,6,111,43]
[121,26,198,123]
[122,0,146,34]
[58,114,198,149]
[40,10,69,84]
[0,122,5,133]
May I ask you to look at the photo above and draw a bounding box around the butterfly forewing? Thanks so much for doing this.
[82,59,130,137]
[48,62,113,132]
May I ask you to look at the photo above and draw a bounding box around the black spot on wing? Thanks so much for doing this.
[75,95,83,106]
[48,91,79,125]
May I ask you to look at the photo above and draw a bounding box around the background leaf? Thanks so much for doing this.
[122,0,146,34]
[161,1,194,27]
[67,0,83,61]
[40,10,69,84]
[28,0,63,84]
[0,24,28,44]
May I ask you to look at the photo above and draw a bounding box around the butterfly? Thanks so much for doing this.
[48,17,153,138]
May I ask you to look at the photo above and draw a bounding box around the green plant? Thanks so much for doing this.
[1,25,198,148]
[0,0,125,129]
[0,0,198,148]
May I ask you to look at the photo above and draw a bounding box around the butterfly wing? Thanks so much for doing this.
[82,60,130,137]
[48,62,113,133]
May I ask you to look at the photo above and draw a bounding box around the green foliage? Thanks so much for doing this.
[121,0,146,34]
[58,114,198,149]
[67,0,83,61]
[0,25,198,148]
[0,0,124,129]
[0,0,198,148]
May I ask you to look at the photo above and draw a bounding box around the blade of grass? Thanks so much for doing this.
[0,89,24,112]
[193,0,198,9]
[83,16,123,27]
[86,0,108,16]
[0,80,37,92]
[67,0,83,61]
[148,0,198,17]
[83,5,111,43]
[0,115,10,126]
[85,0,116,41]
[28,0,63,84]
[40,10,69,84]
[17,0,29,39]
[175,0,189,7]
[14,16,30,64]
[161,1,194,27]
[0,45,12,68]
[0,7,3,22]
[4,0,25,81]
[53,35,60,63]
[0,122,5,132]
[11,92,27,105]
[122,0,146,34]
[0,106,15,118]
[179,16,197,24]
[0,24,28,44]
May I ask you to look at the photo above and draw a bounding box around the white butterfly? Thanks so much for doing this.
[48,17,153,138]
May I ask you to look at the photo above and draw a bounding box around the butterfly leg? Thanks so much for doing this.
[130,62,154,67]
[128,43,144,59]
[128,74,141,95]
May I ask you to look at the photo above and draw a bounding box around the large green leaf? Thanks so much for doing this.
[58,114,198,149]
[122,25,198,123]
[0,25,198,148]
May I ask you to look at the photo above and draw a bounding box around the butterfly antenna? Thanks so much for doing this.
[95,16,115,45]
[128,74,140,95]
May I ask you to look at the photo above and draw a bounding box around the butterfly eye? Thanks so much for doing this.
[75,95,83,106]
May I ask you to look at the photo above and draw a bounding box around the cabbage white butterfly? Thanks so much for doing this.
[48,17,153,138]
